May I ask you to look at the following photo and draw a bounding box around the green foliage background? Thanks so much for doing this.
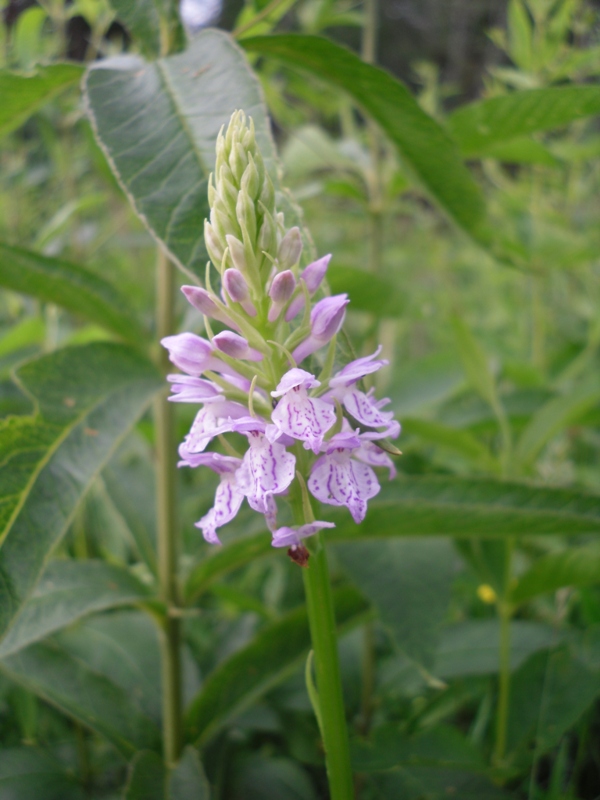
[0,0,600,797]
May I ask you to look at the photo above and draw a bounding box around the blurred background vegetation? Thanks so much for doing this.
[1,0,600,798]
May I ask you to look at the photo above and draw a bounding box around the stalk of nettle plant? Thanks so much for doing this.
[161,111,400,800]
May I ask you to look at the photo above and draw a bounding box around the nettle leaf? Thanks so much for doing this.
[125,747,211,800]
[0,560,151,658]
[241,34,489,244]
[0,343,162,640]
[0,639,161,755]
[448,85,600,157]
[184,477,600,600]
[513,542,600,604]
[185,586,370,745]
[84,29,277,281]
[0,64,83,139]
[0,243,144,342]
[0,747,84,800]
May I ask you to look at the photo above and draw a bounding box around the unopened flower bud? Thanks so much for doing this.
[161,333,215,375]
[259,173,275,212]
[211,207,237,241]
[292,294,349,363]
[229,142,248,184]
[182,286,236,328]
[258,213,276,255]
[241,155,260,201]
[268,271,296,322]
[226,234,248,274]
[204,221,225,268]
[223,268,257,317]
[286,254,332,321]
[277,227,302,270]
[213,331,263,361]
[236,189,257,242]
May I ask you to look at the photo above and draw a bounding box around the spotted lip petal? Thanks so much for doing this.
[271,369,335,454]
[235,429,296,514]
[271,521,335,548]
[308,448,380,523]
[179,401,249,458]
[196,473,245,544]
[342,388,396,431]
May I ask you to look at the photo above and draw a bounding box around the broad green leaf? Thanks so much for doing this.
[169,747,211,800]
[448,85,600,157]
[512,542,600,604]
[184,477,600,601]
[125,751,166,800]
[84,29,276,281]
[514,376,600,467]
[0,640,161,755]
[0,242,144,342]
[0,342,162,639]
[474,136,559,166]
[241,35,488,243]
[185,586,370,744]
[507,647,600,756]
[0,64,83,139]
[351,724,483,772]
[0,560,150,658]
[507,0,533,71]
[401,417,497,471]
[434,620,560,679]
[336,539,456,668]
[327,265,405,317]
[0,747,83,800]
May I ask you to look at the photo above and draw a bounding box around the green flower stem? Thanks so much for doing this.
[154,248,183,765]
[302,532,354,800]
[494,537,514,767]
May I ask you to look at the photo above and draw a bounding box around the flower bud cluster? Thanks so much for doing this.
[162,111,400,559]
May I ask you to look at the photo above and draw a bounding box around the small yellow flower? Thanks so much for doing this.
[477,584,497,604]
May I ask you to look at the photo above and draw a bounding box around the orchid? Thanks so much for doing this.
[162,111,400,557]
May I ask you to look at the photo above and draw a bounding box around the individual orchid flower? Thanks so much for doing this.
[270,368,336,453]
[286,254,332,321]
[233,417,296,515]
[308,430,381,523]
[187,453,244,544]
[292,294,349,363]
[178,399,250,459]
[166,375,223,404]
[271,521,335,548]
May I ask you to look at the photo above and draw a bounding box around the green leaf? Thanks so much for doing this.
[0,64,83,139]
[0,242,144,342]
[448,85,600,157]
[369,766,511,799]
[507,647,600,756]
[84,29,277,280]
[0,342,162,640]
[507,0,533,71]
[514,376,600,468]
[336,539,456,668]
[401,417,497,471]
[125,751,166,800]
[327,266,405,317]
[473,136,560,166]
[230,756,316,800]
[0,560,150,658]
[434,620,559,679]
[0,747,84,800]
[241,34,488,243]
[0,640,161,755]
[512,542,600,604]
[185,586,370,745]
[169,746,211,800]
[451,316,498,411]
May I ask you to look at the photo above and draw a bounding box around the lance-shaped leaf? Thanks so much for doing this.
[185,586,370,744]
[241,34,488,244]
[0,64,83,139]
[448,85,600,157]
[0,342,162,640]
[512,542,600,604]
[0,242,144,342]
[0,560,151,658]
[84,29,276,281]
[0,639,161,755]
[0,747,84,800]
[125,747,211,800]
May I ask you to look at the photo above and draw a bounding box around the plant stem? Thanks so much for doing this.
[302,533,354,800]
[494,538,514,767]
[154,247,183,766]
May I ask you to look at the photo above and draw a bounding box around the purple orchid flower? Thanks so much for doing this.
[308,430,380,523]
[187,453,244,544]
[233,417,296,515]
[213,331,263,361]
[161,333,241,380]
[286,254,332,321]
[292,294,349,363]
[270,368,336,453]
[167,375,223,403]
[178,399,250,460]
[271,521,335,548]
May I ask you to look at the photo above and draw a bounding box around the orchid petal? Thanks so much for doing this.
[196,473,244,544]
[308,449,380,523]
[271,521,335,548]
